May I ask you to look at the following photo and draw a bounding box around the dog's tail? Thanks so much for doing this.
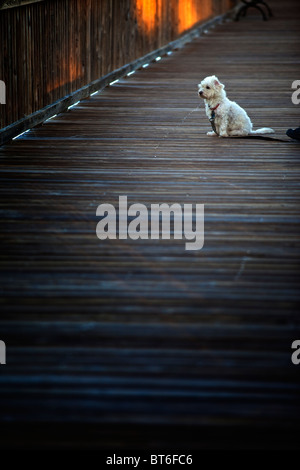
[250,127,274,135]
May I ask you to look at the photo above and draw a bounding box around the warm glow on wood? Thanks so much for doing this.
[46,60,80,94]
[136,0,160,32]
[135,0,212,36]
[178,0,199,34]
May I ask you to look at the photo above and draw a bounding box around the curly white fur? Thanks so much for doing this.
[198,75,274,137]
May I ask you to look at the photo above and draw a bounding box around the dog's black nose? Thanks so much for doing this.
[199,90,203,96]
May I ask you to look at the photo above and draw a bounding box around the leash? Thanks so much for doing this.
[209,105,293,143]
[209,104,220,135]
[230,135,292,143]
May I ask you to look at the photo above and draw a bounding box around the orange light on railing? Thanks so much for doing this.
[46,59,80,94]
[135,0,211,36]
[178,0,200,34]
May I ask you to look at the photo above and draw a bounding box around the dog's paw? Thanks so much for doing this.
[207,131,217,136]
[220,132,229,138]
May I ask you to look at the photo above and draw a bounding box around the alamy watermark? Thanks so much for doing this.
[291,80,300,105]
[96,196,204,251]
[0,340,6,364]
[291,340,300,365]
[0,80,5,104]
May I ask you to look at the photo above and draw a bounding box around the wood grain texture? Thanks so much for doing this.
[0,0,300,450]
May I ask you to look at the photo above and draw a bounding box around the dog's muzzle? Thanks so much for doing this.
[199,90,203,96]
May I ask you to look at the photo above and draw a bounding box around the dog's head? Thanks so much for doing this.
[198,76,225,100]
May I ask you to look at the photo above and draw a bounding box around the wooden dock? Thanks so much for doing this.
[0,0,300,449]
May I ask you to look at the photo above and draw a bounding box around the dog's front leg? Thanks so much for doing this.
[207,131,218,136]
[219,118,229,137]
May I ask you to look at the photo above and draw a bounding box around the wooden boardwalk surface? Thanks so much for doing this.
[0,0,300,449]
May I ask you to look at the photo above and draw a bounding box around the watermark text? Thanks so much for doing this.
[96,196,204,251]
[291,80,300,105]
[0,340,6,364]
[291,340,300,365]
[0,80,5,104]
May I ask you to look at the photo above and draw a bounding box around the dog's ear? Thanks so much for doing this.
[214,78,224,88]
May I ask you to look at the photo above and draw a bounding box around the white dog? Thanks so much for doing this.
[198,75,274,137]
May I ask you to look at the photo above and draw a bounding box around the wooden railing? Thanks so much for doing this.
[0,0,236,133]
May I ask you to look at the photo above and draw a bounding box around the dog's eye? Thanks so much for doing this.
[206,86,210,89]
